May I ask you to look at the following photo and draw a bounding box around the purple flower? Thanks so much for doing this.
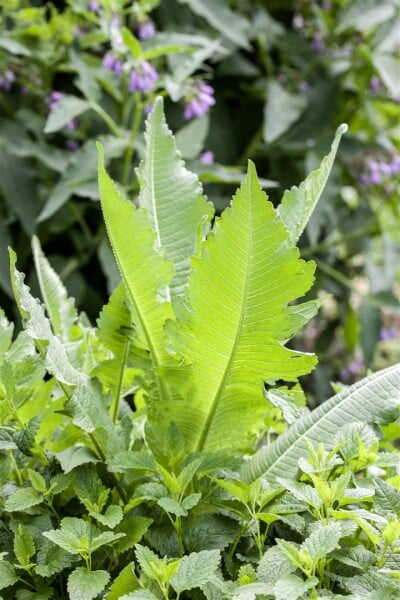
[46,91,64,111]
[144,102,154,115]
[137,20,156,40]
[102,52,124,76]
[128,61,158,93]
[88,0,99,11]
[340,357,364,383]
[369,76,380,93]
[183,81,215,120]
[200,151,214,165]
[298,81,310,93]
[310,31,325,52]
[390,154,400,175]
[0,70,15,91]
[380,327,399,342]
[321,1,332,10]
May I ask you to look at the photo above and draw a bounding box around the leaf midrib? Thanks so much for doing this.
[195,180,254,453]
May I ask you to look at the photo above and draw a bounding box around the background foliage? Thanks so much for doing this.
[0,0,399,399]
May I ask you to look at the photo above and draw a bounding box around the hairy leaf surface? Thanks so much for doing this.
[278,124,348,243]
[137,97,213,301]
[243,364,400,482]
[164,162,316,452]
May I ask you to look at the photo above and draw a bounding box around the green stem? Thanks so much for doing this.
[316,259,354,290]
[121,95,143,186]
[90,102,123,137]
[8,450,23,486]
[301,223,378,257]
[111,340,130,423]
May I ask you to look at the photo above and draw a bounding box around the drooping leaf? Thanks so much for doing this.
[137,97,214,300]
[164,161,316,452]
[277,123,348,243]
[263,81,306,144]
[97,144,175,400]
[243,364,400,482]
[32,236,77,340]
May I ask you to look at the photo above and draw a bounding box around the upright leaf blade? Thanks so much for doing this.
[97,144,175,394]
[164,162,316,453]
[277,124,348,243]
[32,236,77,340]
[137,97,214,300]
[243,364,400,482]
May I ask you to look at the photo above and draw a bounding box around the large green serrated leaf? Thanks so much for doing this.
[243,364,400,482]
[98,144,175,401]
[302,522,342,561]
[165,161,316,453]
[170,550,221,593]
[5,487,43,512]
[277,124,348,243]
[67,568,110,600]
[137,97,214,301]
[32,236,77,340]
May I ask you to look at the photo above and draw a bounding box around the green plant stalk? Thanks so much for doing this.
[110,339,130,423]
[121,95,143,186]
[7,449,23,486]
[300,222,379,257]
[90,102,123,137]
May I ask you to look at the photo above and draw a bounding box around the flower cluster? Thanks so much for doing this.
[102,52,124,76]
[340,356,364,383]
[88,0,99,12]
[380,327,399,342]
[359,155,400,186]
[183,81,215,120]
[128,60,158,93]
[0,70,15,91]
[46,91,64,111]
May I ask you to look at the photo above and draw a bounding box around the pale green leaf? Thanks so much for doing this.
[32,236,77,340]
[0,308,13,357]
[243,364,400,482]
[90,531,125,552]
[134,544,163,580]
[42,529,81,555]
[157,497,187,516]
[44,95,90,134]
[122,27,142,59]
[56,446,99,474]
[277,124,348,243]
[374,478,400,518]
[170,549,221,593]
[263,81,306,144]
[302,522,342,561]
[14,525,35,567]
[0,560,19,590]
[90,505,123,528]
[274,575,318,600]
[177,0,250,49]
[67,568,110,600]
[116,517,153,553]
[137,97,213,300]
[257,546,297,584]
[97,143,175,400]
[5,487,43,512]
[165,161,316,452]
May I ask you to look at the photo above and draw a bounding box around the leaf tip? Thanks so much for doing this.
[337,123,348,136]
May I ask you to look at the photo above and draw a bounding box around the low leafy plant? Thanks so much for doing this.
[0,99,399,599]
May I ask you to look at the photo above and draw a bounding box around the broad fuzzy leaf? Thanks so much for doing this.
[170,550,221,593]
[277,124,348,243]
[67,568,110,600]
[243,364,400,482]
[32,236,77,340]
[97,144,175,400]
[164,162,316,452]
[137,97,214,300]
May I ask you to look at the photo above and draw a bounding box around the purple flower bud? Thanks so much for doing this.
[368,170,382,185]
[138,20,156,40]
[102,52,124,76]
[144,102,153,115]
[0,70,15,91]
[88,0,99,11]
[128,60,158,93]
[378,161,392,176]
[65,139,80,151]
[369,75,380,93]
[200,151,214,165]
[310,31,325,52]
[46,91,64,111]
[183,81,215,120]
[111,14,120,28]
[298,81,310,93]
[64,118,78,131]
[293,14,305,30]
[321,1,332,10]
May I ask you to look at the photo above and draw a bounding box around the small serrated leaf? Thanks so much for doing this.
[90,505,123,528]
[170,549,221,593]
[14,525,35,567]
[274,575,318,600]
[0,560,19,590]
[67,568,110,600]
[5,487,43,512]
